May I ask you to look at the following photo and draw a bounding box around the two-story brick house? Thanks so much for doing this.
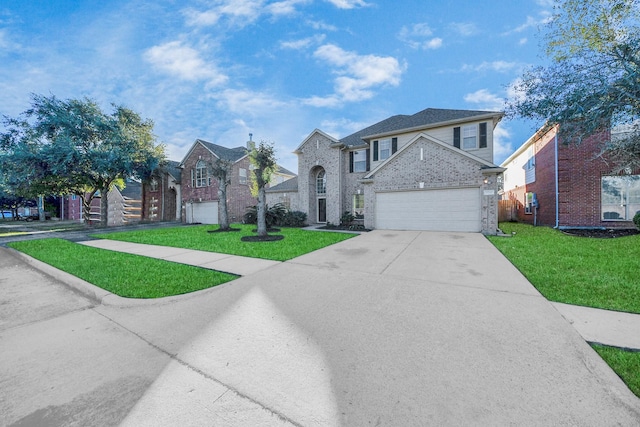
[501,124,640,229]
[267,107,505,234]
[180,139,296,224]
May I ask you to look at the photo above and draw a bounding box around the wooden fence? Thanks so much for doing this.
[498,200,518,222]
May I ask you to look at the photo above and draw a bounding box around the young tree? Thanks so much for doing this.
[506,0,640,172]
[249,141,277,237]
[209,157,234,231]
[0,94,165,226]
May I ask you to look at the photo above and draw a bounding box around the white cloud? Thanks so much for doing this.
[325,0,371,9]
[519,37,528,45]
[310,44,405,104]
[144,41,228,87]
[398,23,443,50]
[449,22,477,36]
[463,89,505,111]
[213,88,288,115]
[504,12,553,34]
[183,0,305,28]
[306,20,338,32]
[493,123,513,162]
[424,38,443,49]
[280,34,325,50]
[461,60,521,73]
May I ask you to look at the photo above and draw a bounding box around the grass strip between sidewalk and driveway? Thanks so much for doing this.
[592,344,640,398]
[487,222,640,314]
[94,224,357,261]
[8,238,238,298]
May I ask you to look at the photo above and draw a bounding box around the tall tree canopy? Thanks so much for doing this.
[0,94,165,225]
[506,0,640,171]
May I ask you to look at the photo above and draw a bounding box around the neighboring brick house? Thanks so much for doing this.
[501,124,640,229]
[142,160,182,222]
[180,138,296,224]
[267,107,505,234]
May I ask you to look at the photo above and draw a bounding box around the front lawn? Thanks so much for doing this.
[95,224,357,261]
[8,238,237,298]
[487,222,640,314]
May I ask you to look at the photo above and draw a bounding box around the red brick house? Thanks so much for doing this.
[501,124,640,229]
[180,139,295,224]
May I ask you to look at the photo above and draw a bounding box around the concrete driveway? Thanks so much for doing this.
[1,230,639,426]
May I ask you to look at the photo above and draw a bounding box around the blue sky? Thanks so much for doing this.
[0,0,554,173]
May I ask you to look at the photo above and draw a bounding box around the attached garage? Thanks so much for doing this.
[186,201,218,224]
[375,187,481,232]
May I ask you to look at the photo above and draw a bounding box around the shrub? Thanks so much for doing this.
[243,203,288,227]
[633,212,640,230]
[340,211,355,226]
[281,210,307,227]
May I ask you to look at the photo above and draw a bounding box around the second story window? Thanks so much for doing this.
[239,168,247,185]
[463,125,477,149]
[195,160,208,187]
[353,150,367,172]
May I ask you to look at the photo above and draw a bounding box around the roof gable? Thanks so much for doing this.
[180,139,248,166]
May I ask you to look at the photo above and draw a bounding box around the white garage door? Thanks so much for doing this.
[375,188,481,232]
[186,201,218,224]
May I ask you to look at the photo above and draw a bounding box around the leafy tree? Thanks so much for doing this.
[248,141,277,237]
[209,157,234,230]
[506,0,640,172]
[0,94,165,226]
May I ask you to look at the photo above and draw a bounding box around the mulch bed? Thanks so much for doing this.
[561,228,640,238]
[241,234,285,242]
[207,227,242,233]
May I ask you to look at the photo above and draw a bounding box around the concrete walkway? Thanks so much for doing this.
[2,231,640,426]
[79,239,280,276]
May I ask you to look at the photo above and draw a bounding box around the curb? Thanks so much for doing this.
[6,247,228,308]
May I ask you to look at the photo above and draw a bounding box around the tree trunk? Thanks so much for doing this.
[218,180,230,230]
[100,189,109,227]
[256,185,267,237]
[82,196,92,224]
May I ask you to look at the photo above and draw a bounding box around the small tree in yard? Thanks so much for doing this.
[209,157,234,231]
[248,141,277,238]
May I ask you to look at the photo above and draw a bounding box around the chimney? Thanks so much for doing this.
[247,133,255,150]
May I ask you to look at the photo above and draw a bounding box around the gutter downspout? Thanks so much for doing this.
[554,132,559,228]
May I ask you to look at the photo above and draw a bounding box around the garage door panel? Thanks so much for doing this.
[375,188,481,232]
[188,201,218,224]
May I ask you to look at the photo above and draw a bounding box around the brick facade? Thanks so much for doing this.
[180,142,256,223]
[503,126,634,228]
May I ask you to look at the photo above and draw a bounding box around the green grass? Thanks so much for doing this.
[592,344,640,398]
[487,222,640,314]
[95,224,357,261]
[8,238,237,298]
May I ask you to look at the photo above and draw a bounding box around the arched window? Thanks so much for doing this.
[316,170,326,194]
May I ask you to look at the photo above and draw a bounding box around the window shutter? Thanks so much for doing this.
[366,148,371,171]
[349,151,354,173]
[392,137,397,154]
[453,127,461,148]
[373,141,379,161]
[479,122,487,148]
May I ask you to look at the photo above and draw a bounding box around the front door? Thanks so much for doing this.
[318,198,326,223]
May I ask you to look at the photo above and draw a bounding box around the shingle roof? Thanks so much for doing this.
[198,139,248,162]
[276,165,296,176]
[266,176,298,192]
[339,108,502,148]
[165,160,182,182]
